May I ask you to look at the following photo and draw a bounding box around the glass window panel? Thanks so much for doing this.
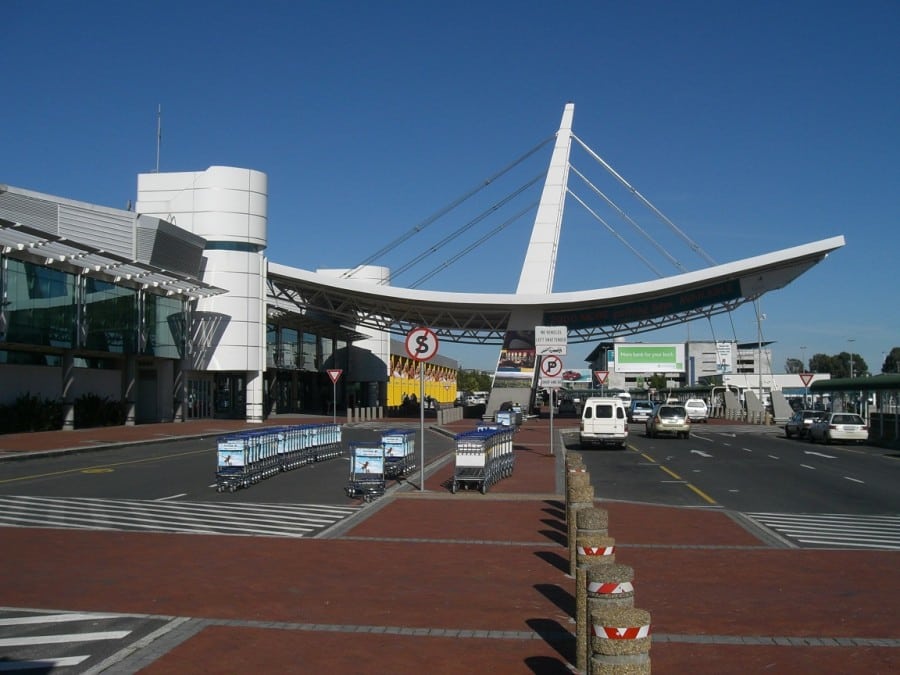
[145,293,183,359]
[5,259,75,348]
[83,277,136,353]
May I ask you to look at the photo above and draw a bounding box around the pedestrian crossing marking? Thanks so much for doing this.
[746,512,900,550]
[0,495,361,538]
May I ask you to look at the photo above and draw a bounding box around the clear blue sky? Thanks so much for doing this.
[3,1,898,374]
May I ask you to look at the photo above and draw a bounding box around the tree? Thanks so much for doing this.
[809,353,832,375]
[809,352,868,378]
[785,357,803,374]
[881,347,900,374]
[457,369,492,392]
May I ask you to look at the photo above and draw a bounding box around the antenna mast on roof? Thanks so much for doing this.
[155,104,162,173]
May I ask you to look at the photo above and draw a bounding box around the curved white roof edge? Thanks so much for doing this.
[267,235,844,309]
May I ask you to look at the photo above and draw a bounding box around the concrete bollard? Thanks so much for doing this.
[566,457,587,511]
[574,514,615,674]
[587,563,635,612]
[590,607,651,675]
[566,483,595,577]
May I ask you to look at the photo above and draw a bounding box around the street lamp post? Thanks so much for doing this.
[848,338,855,379]
[800,345,808,406]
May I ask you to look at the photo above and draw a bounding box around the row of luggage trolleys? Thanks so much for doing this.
[345,428,417,502]
[216,423,342,492]
[452,425,515,494]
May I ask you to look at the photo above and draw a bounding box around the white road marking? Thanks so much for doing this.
[804,450,836,459]
[844,476,864,484]
[0,656,90,670]
[689,449,712,458]
[0,630,130,647]
[155,493,187,501]
[0,613,122,626]
[800,464,816,470]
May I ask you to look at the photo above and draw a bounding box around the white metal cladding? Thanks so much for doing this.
[0,188,59,235]
[58,202,134,258]
[135,216,206,276]
[0,218,224,299]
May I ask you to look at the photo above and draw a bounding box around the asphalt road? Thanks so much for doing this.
[0,423,456,539]
[562,423,900,550]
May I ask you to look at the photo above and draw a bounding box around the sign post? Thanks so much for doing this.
[799,372,814,407]
[594,370,609,396]
[326,369,342,426]
[536,326,567,458]
[540,355,564,455]
[405,327,439,491]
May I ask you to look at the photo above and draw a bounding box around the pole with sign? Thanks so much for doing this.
[594,370,609,396]
[539,353,564,456]
[800,372,814,408]
[536,326,567,458]
[326,369,342,426]
[405,327,439,491]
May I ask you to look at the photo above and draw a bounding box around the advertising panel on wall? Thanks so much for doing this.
[493,330,537,388]
[716,342,734,374]
[614,344,684,373]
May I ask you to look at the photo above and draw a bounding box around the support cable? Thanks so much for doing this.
[411,201,539,288]
[388,173,545,282]
[567,189,663,277]
[571,133,717,266]
[341,135,554,278]
[569,164,687,273]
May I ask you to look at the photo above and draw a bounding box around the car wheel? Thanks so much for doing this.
[785,429,793,439]
[824,433,831,445]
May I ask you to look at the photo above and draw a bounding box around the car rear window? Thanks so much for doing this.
[585,404,613,419]
[658,406,686,418]
[833,414,864,425]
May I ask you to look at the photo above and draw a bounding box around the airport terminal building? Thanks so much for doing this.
[0,106,845,430]
[0,167,435,427]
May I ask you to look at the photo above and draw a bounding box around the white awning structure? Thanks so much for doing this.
[267,234,844,345]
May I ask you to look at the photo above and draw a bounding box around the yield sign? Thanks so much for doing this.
[594,370,609,385]
[326,369,342,384]
[799,372,814,387]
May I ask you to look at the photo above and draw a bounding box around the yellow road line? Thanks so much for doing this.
[0,448,209,485]
[655,460,718,505]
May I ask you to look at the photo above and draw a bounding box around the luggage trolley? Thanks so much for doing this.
[476,424,515,480]
[216,433,250,492]
[345,442,386,502]
[381,428,416,479]
[452,426,515,494]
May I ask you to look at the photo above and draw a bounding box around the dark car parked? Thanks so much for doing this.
[784,409,827,439]
[628,400,655,424]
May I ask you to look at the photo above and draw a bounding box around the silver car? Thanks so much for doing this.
[645,404,692,439]
[808,413,868,445]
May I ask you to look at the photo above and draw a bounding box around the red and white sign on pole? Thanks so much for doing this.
[405,327,439,492]
[540,355,564,389]
[405,326,439,362]
[799,372,814,387]
[326,369,342,425]
[594,370,609,385]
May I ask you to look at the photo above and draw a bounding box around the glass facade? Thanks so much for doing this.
[5,258,76,348]
[83,277,136,353]
[144,293,183,359]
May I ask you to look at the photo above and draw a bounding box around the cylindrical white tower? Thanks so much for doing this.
[136,166,268,422]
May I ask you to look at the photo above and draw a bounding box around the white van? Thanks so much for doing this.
[579,397,629,448]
